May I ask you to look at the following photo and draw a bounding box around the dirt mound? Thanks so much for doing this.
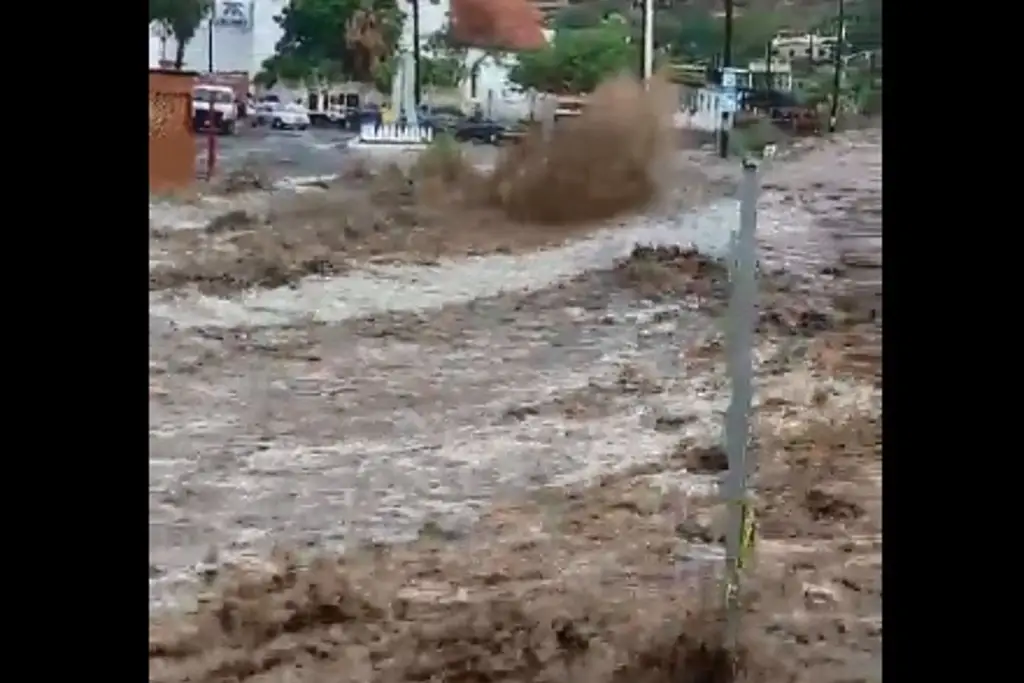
[612,245,731,302]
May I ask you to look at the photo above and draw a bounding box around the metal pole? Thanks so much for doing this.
[206,8,217,179]
[828,0,846,133]
[722,158,760,652]
[719,0,734,158]
[412,0,421,108]
[642,0,654,83]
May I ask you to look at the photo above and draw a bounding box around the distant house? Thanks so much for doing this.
[770,32,839,64]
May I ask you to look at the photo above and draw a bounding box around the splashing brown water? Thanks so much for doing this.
[149,79,881,683]
[408,74,680,226]
[483,75,678,224]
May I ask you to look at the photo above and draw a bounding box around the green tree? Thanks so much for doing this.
[507,19,636,94]
[553,3,605,31]
[372,56,397,93]
[260,0,403,87]
[844,0,882,52]
[422,18,469,89]
[665,8,722,61]
[732,10,787,63]
[149,0,212,69]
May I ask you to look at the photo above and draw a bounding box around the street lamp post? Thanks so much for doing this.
[412,0,421,108]
[206,3,217,179]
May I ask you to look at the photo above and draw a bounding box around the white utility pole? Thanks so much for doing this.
[722,158,761,652]
[642,0,655,82]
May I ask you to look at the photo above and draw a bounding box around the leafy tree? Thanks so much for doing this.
[844,0,882,52]
[149,0,212,69]
[372,56,397,93]
[260,0,403,87]
[731,10,787,64]
[422,18,469,89]
[553,3,605,31]
[665,8,722,61]
[507,19,637,94]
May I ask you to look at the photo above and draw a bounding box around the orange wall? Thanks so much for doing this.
[149,70,197,193]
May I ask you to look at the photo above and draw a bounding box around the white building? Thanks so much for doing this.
[148,0,549,120]
[399,0,542,120]
[149,0,287,75]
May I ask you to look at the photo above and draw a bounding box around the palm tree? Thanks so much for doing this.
[345,6,388,81]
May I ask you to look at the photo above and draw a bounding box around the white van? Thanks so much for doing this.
[192,85,238,135]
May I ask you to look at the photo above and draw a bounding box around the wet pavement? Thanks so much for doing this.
[195,125,356,181]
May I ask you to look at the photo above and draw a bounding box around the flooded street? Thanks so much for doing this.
[149,130,880,609]
[149,127,881,683]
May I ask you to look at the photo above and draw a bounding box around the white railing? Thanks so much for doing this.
[357,123,434,146]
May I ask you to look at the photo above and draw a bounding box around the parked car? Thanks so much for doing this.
[452,116,507,145]
[324,104,349,127]
[419,104,464,134]
[192,85,238,135]
[252,102,310,130]
[348,104,383,131]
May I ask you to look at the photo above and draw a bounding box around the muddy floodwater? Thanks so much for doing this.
[149,131,881,683]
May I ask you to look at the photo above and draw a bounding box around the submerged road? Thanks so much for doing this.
[194,125,356,182]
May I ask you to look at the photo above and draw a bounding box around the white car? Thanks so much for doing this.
[326,104,347,125]
[192,85,237,135]
[254,102,310,131]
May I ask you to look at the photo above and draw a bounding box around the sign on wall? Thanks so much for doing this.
[214,1,254,29]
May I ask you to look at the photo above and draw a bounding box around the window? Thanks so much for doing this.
[215,1,250,28]
[195,88,233,103]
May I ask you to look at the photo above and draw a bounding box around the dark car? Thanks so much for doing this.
[452,117,506,145]
[419,105,464,134]
[347,104,382,131]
